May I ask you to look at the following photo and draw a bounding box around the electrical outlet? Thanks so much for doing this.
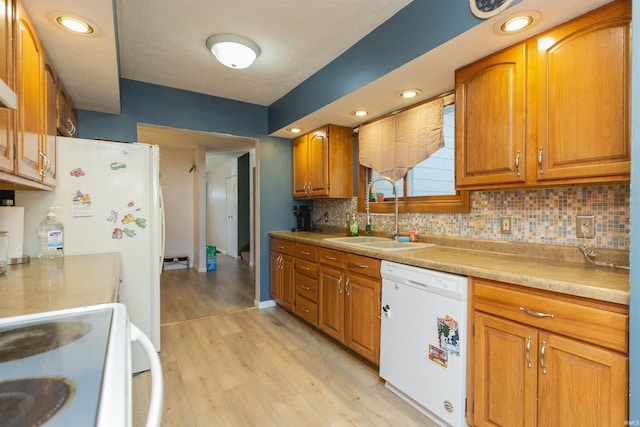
[500,216,512,235]
[474,214,486,232]
[576,215,595,238]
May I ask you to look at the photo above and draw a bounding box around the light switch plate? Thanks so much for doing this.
[500,216,512,235]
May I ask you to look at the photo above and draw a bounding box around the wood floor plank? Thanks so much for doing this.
[134,255,437,426]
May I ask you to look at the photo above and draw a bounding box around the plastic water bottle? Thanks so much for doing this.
[38,207,64,258]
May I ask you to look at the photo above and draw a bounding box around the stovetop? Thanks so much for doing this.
[0,307,114,426]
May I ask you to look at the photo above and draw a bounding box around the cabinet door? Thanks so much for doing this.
[43,63,56,186]
[455,43,527,188]
[537,332,628,427]
[292,134,309,198]
[318,264,344,342]
[279,253,295,312]
[344,273,380,364]
[533,1,630,183]
[307,127,329,197]
[15,4,43,182]
[0,0,13,173]
[270,251,281,302]
[474,312,537,427]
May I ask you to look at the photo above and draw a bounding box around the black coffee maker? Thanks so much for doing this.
[293,206,313,231]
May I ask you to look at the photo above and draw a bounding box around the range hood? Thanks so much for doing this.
[0,78,16,109]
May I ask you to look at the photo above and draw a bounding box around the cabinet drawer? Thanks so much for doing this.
[270,238,295,256]
[296,258,317,279]
[295,273,318,302]
[473,278,628,353]
[346,254,381,279]
[318,247,345,269]
[295,295,318,326]
[295,243,317,262]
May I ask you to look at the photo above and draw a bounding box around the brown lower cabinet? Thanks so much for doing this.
[318,247,381,364]
[470,277,628,426]
[270,237,382,365]
[269,238,295,312]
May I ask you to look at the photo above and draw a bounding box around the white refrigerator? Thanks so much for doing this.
[16,136,164,373]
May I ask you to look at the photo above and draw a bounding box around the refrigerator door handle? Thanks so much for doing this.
[159,186,166,276]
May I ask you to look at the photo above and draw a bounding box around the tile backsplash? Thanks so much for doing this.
[314,184,630,250]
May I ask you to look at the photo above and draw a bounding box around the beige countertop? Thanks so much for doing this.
[0,253,121,318]
[270,231,630,306]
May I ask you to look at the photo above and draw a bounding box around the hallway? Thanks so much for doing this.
[160,254,255,324]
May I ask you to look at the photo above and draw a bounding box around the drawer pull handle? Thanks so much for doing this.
[345,278,350,296]
[301,307,309,313]
[338,275,343,294]
[325,255,337,261]
[301,266,310,271]
[301,250,310,255]
[525,336,532,368]
[540,340,548,374]
[519,306,555,319]
[515,150,521,177]
[301,284,310,290]
[352,263,369,269]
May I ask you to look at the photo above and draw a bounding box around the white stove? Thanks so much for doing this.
[0,303,163,426]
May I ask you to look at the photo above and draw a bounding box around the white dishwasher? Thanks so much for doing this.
[379,260,469,427]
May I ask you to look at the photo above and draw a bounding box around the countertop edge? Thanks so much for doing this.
[269,231,630,306]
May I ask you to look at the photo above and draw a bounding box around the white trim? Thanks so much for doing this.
[257,299,276,309]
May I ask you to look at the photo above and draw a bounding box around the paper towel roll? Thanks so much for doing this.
[0,207,24,258]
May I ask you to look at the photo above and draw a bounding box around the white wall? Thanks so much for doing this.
[206,156,237,254]
[159,147,195,268]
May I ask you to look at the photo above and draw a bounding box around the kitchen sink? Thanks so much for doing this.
[359,240,436,251]
[324,236,436,252]
[324,236,390,244]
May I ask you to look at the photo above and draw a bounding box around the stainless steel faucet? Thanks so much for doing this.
[365,176,399,239]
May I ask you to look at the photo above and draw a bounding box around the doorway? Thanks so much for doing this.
[136,123,259,303]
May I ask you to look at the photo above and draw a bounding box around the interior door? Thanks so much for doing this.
[226,175,238,259]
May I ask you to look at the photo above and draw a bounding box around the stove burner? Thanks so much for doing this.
[0,321,92,363]
[0,377,74,426]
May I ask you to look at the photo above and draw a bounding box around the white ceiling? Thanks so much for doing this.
[21,0,613,151]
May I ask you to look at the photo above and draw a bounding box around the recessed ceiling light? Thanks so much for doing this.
[351,110,369,117]
[398,89,422,99]
[56,16,94,35]
[495,11,541,35]
[289,127,302,133]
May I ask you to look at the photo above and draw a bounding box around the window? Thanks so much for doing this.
[357,93,470,214]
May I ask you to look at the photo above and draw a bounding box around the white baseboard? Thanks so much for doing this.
[257,299,276,309]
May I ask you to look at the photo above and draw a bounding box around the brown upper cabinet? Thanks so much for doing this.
[293,124,353,199]
[0,0,14,175]
[455,0,630,190]
[15,0,45,185]
[0,0,75,190]
[57,83,77,137]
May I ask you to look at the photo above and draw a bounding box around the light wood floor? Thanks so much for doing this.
[133,255,435,426]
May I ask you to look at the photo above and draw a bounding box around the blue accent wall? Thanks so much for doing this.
[77,79,297,302]
[267,0,516,132]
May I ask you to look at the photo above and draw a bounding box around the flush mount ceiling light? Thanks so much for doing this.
[495,11,541,34]
[351,110,369,117]
[398,89,422,99]
[206,34,261,69]
[55,16,94,35]
[289,127,303,134]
